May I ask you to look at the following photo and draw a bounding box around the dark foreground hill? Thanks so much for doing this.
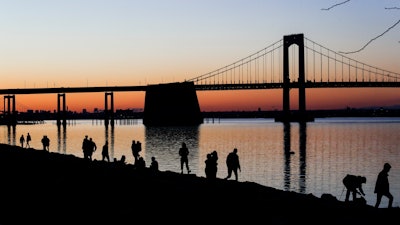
[0,143,398,225]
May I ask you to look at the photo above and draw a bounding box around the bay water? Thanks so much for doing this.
[1,117,399,207]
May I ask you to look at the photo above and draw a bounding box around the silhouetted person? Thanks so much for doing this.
[205,150,218,180]
[26,132,31,148]
[19,134,25,148]
[212,150,218,177]
[225,148,241,181]
[82,135,90,160]
[342,174,366,202]
[120,155,126,164]
[114,155,126,166]
[88,137,97,161]
[179,142,190,174]
[205,153,213,179]
[136,156,146,170]
[131,140,142,165]
[41,135,50,151]
[150,156,159,173]
[374,163,393,208]
[102,141,110,162]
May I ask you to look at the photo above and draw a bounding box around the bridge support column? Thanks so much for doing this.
[3,95,16,125]
[57,93,66,126]
[104,92,114,127]
[278,33,313,122]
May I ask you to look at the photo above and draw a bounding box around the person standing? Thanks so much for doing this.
[102,141,110,162]
[374,163,394,208]
[88,138,97,161]
[19,134,25,148]
[41,135,50,151]
[82,135,90,160]
[205,151,218,180]
[224,148,241,181]
[131,140,142,165]
[26,132,31,148]
[179,142,191,174]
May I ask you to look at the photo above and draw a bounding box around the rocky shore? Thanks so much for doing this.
[0,143,398,225]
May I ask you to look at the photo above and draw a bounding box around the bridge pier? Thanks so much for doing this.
[143,82,203,126]
[104,92,114,127]
[57,93,67,126]
[2,95,17,125]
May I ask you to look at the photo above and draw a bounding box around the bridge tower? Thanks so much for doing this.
[3,95,16,125]
[277,33,313,122]
[104,92,114,127]
[57,93,67,126]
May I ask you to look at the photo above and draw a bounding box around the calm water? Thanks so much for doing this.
[1,117,399,207]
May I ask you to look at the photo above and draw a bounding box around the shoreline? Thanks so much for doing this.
[0,143,398,224]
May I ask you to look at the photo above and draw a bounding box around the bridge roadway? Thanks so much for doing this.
[0,81,399,95]
[195,81,400,90]
[0,86,147,95]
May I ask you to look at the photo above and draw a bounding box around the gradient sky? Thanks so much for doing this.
[0,0,399,112]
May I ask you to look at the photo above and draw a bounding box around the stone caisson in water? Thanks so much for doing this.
[143,81,203,126]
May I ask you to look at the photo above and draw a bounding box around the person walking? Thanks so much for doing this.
[179,142,191,174]
[342,174,366,202]
[224,148,241,181]
[102,141,110,162]
[374,163,394,208]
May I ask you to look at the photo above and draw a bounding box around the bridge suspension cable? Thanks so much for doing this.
[186,39,284,85]
[304,37,400,83]
[186,35,400,87]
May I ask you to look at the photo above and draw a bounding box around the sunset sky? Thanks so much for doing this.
[0,0,399,112]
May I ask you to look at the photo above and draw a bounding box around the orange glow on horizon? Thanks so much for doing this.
[4,87,398,113]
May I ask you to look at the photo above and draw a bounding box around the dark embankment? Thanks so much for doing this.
[0,143,398,225]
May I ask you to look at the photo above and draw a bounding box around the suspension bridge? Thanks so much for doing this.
[1,33,399,125]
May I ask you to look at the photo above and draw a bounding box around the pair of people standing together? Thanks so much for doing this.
[82,135,97,160]
[179,142,241,180]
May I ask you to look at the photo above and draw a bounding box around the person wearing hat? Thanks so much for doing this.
[342,174,366,202]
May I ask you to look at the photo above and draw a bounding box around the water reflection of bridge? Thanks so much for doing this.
[284,122,307,193]
[1,34,400,126]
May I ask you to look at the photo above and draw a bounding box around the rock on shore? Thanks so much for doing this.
[0,143,398,225]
